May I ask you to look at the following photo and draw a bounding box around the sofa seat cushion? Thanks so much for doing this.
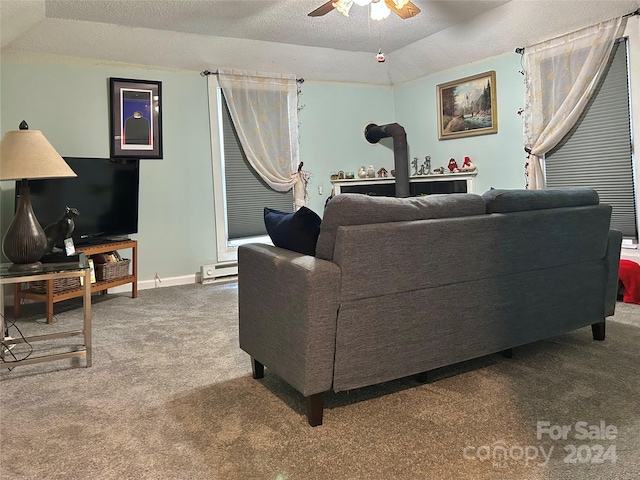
[316,193,486,261]
[264,206,322,256]
[483,188,599,213]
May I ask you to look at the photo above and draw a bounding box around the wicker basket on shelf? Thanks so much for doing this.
[30,277,81,294]
[95,259,131,282]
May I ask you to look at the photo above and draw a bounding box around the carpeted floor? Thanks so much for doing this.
[1,282,639,480]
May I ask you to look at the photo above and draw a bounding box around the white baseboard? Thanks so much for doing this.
[108,273,225,293]
[4,273,238,305]
[110,273,238,293]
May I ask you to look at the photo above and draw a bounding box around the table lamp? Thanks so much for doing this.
[0,121,76,271]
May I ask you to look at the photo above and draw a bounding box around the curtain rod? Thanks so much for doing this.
[201,70,304,83]
[514,9,640,54]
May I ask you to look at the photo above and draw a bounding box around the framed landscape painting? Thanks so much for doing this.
[437,70,497,140]
[109,77,163,159]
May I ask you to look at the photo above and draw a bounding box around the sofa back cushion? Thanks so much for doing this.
[482,188,599,213]
[316,193,486,260]
[332,203,612,302]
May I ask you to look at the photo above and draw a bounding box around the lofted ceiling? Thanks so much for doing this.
[1,0,640,85]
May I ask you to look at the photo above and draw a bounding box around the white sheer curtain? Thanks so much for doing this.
[523,17,625,189]
[217,68,305,208]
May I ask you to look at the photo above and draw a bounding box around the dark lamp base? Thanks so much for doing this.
[3,183,47,269]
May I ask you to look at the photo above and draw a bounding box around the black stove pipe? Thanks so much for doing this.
[364,122,409,198]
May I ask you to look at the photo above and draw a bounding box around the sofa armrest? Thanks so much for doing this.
[604,229,623,317]
[238,244,341,396]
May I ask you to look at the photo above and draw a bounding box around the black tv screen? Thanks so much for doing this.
[22,157,140,246]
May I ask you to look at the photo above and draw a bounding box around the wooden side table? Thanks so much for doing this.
[1,255,92,368]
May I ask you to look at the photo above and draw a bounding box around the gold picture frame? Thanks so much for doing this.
[437,70,497,140]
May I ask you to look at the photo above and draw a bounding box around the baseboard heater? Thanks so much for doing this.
[200,262,238,284]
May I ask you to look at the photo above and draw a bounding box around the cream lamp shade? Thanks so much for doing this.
[0,126,76,181]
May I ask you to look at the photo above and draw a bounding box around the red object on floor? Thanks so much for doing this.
[619,259,640,305]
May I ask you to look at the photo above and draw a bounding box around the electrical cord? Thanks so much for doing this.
[0,297,59,367]
[1,310,34,370]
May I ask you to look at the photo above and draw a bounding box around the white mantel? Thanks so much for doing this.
[330,172,478,196]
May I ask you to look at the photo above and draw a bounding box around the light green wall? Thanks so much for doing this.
[1,53,529,282]
[300,52,528,219]
[394,53,526,194]
[0,58,397,280]
[0,59,217,281]
[298,81,395,215]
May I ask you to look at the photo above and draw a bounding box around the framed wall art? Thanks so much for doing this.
[109,77,163,159]
[436,70,497,140]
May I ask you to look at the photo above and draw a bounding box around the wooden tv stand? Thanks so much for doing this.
[14,239,137,324]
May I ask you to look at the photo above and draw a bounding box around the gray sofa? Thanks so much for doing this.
[238,189,622,426]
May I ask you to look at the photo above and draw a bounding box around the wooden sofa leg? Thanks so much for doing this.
[306,392,324,427]
[592,321,606,341]
[251,358,264,379]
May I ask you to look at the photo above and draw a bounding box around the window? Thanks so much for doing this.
[207,76,293,263]
[546,39,638,242]
[220,93,293,240]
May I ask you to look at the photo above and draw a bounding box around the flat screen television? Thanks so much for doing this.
[19,157,140,246]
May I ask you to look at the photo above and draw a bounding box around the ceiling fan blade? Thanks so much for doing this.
[308,1,336,17]
[385,0,421,19]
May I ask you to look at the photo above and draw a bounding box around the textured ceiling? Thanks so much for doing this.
[1,0,640,85]
[43,0,511,54]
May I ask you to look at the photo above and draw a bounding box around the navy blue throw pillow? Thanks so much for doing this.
[264,206,321,256]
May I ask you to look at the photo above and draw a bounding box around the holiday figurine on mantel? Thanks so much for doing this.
[459,156,478,172]
[411,157,420,176]
[448,158,460,173]
[366,165,376,178]
[411,156,433,176]
[423,156,431,175]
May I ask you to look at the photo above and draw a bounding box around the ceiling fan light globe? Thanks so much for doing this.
[394,0,410,8]
[370,0,391,20]
[332,0,353,16]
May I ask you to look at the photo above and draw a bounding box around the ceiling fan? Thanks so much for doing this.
[309,0,421,20]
